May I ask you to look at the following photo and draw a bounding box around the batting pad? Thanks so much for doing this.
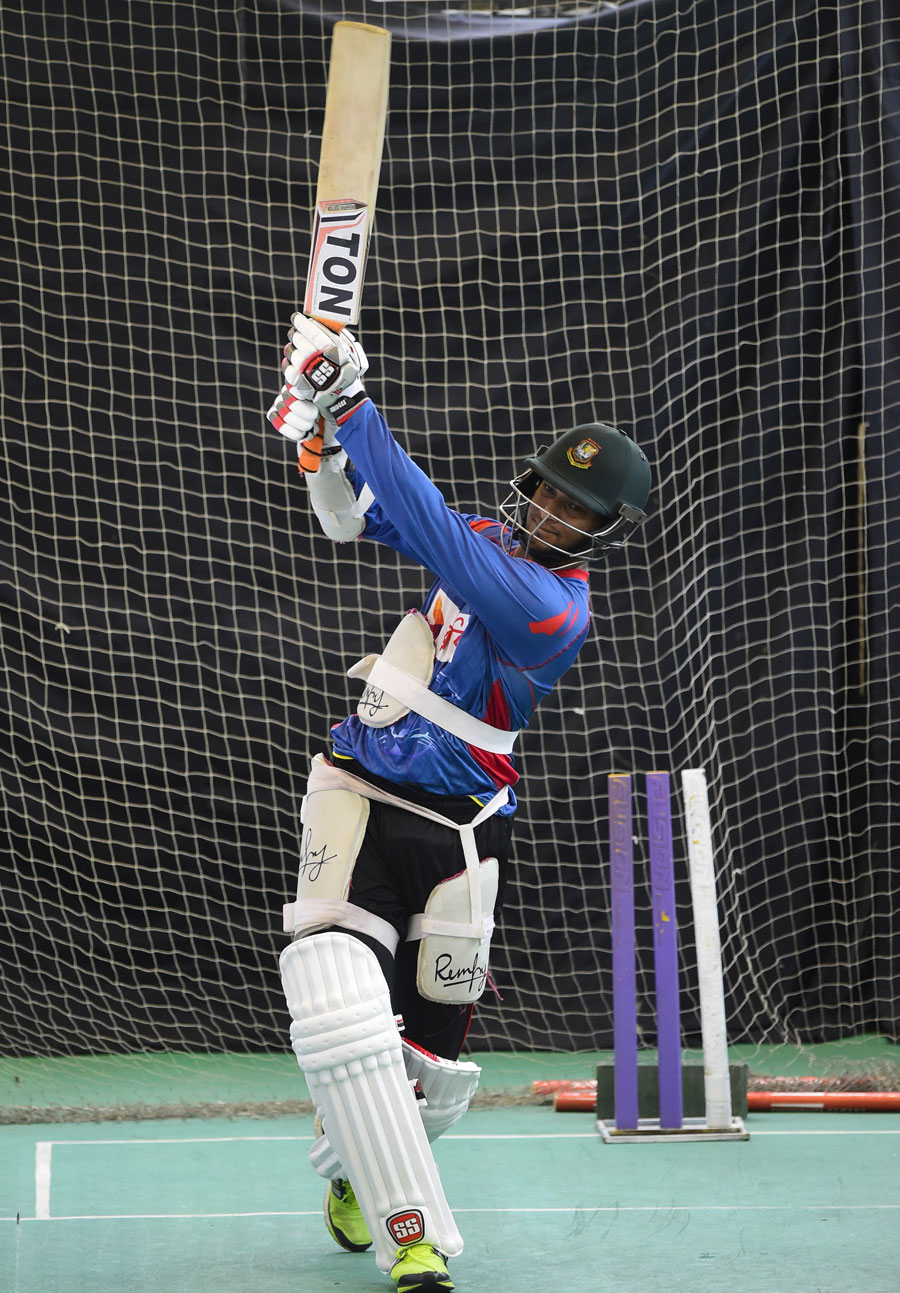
[307,1041,481,1180]
[402,1041,482,1141]
[280,931,463,1272]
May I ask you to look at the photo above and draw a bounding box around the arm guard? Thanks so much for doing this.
[306,448,371,542]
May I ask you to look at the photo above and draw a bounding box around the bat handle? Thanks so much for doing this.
[297,318,346,474]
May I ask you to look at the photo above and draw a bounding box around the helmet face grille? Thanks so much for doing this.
[499,474,647,568]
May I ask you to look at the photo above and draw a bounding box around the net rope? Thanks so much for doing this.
[0,1,896,1068]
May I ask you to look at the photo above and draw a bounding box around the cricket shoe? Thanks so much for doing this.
[390,1242,454,1290]
[323,1177,372,1252]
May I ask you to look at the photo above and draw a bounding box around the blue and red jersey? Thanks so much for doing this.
[326,400,591,814]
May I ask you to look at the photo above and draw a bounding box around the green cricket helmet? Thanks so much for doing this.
[501,423,651,566]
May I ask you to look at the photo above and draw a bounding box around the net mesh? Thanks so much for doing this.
[1,0,897,1066]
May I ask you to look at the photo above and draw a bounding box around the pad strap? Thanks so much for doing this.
[353,484,375,517]
[406,913,496,941]
[307,754,508,831]
[282,898,400,952]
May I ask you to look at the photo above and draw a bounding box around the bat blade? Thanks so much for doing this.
[304,21,391,330]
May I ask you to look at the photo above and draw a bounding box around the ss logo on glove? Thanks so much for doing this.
[302,353,341,392]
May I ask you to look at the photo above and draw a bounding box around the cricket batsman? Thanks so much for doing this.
[269,316,652,1290]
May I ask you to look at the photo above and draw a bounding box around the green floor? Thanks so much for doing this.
[3,1035,898,1120]
[3,1107,900,1291]
[2,1040,899,1292]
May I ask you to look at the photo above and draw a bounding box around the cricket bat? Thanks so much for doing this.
[297,21,390,472]
[304,21,391,331]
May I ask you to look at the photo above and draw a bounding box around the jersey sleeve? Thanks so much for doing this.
[336,401,589,664]
[343,462,426,560]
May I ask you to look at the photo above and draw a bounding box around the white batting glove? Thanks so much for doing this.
[266,385,320,443]
[282,314,369,423]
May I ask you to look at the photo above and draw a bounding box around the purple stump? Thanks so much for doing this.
[609,774,639,1130]
[647,771,683,1128]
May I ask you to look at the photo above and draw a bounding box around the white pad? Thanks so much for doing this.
[410,857,499,1004]
[282,782,368,933]
[309,1040,482,1180]
[349,611,518,755]
[280,931,463,1272]
[308,1125,344,1181]
[402,1041,482,1141]
[306,448,367,542]
[282,767,399,952]
[349,610,436,728]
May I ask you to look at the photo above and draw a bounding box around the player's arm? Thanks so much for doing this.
[268,315,460,557]
[283,322,586,650]
[339,403,586,646]
[267,317,373,542]
[336,426,590,657]
[267,317,415,553]
[268,318,587,655]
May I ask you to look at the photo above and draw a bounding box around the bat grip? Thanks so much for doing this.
[297,422,324,474]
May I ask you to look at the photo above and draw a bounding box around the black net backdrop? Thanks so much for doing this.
[0,0,897,1058]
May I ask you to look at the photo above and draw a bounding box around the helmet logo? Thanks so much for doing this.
[566,437,600,469]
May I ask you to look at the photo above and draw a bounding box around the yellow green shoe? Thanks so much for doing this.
[323,1178,372,1253]
[390,1242,454,1291]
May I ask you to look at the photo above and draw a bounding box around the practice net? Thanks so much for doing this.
[1,0,897,1087]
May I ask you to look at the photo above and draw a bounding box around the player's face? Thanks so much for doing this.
[522,480,605,554]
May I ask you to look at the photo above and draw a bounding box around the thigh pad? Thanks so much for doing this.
[283,786,370,937]
[413,857,498,1004]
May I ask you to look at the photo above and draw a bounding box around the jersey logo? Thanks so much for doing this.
[427,590,470,662]
[529,600,579,636]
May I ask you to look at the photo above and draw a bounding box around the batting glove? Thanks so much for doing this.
[282,315,370,425]
[267,384,320,443]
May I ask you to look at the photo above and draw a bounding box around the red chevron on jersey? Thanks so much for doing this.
[529,601,579,636]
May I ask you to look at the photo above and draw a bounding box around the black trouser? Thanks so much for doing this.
[321,759,514,1061]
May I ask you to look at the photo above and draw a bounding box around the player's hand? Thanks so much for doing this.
[266,385,342,472]
[282,315,369,418]
[267,315,369,473]
[266,384,320,443]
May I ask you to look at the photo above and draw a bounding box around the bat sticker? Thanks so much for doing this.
[304,200,370,325]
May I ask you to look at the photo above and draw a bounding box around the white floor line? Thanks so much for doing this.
[5,1201,900,1224]
[747,1128,900,1136]
[34,1142,52,1220]
[27,1127,900,1150]
[32,1135,318,1147]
